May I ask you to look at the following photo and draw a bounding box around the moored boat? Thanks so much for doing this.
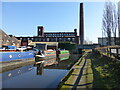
[35,49,56,61]
[59,50,70,58]
[35,49,70,61]
[0,46,35,62]
[0,51,34,62]
[35,49,70,67]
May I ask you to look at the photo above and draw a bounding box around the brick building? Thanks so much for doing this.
[0,29,20,47]
[16,26,80,46]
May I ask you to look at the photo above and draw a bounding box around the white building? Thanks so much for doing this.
[98,37,120,46]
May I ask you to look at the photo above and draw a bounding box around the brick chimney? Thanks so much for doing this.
[79,3,84,45]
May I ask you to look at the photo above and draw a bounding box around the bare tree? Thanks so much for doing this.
[111,3,118,45]
[102,2,118,45]
[118,2,120,40]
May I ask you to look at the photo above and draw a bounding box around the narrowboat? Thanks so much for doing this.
[35,49,70,61]
[35,49,56,61]
[0,46,35,62]
[58,50,70,59]
[35,49,70,67]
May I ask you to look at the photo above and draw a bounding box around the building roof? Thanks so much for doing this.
[28,42,58,46]
[44,32,74,34]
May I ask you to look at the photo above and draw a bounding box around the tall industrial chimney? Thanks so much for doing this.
[118,1,120,37]
[79,3,84,45]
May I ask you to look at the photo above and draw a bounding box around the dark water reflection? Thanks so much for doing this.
[2,65,68,88]
[1,54,81,88]
[45,54,81,69]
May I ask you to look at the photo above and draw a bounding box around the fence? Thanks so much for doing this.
[95,45,120,59]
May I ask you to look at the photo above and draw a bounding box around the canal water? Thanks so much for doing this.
[1,54,81,88]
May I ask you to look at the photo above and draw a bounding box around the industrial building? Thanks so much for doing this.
[98,37,120,46]
[16,3,85,46]
[16,26,80,46]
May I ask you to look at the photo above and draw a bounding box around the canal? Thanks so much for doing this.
[1,54,81,88]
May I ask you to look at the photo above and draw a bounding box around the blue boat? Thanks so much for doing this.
[0,52,35,62]
[0,46,35,62]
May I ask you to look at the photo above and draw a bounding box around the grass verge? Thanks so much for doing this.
[90,51,120,89]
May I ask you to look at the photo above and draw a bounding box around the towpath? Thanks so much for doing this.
[57,52,93,89]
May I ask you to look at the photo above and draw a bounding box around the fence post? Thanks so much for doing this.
[109,48,111,57]
[116,48,119,58]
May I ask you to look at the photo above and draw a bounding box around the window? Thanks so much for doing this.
[59,38,61,41]
[23,38,26,40]
[35,38,37,41]
[51,38,56,41]
[43,38,45,41]
[63,38,66,41]
[68,38,70,41]
[38,38,41,41]
[72,38,75,41]
[47,38,49,41]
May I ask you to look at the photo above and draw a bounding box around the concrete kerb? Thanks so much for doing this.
[57,52,89,89]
